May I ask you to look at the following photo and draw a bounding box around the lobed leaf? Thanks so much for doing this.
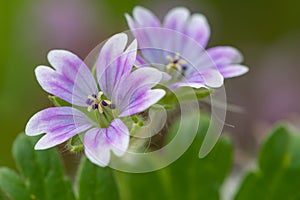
[0,167,29,200]
[3,134,76,200]
[115,114,233,200]
[235,125,300,200]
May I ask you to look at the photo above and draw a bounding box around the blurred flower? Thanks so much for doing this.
[25,33,165,167]
[125,6,248,89]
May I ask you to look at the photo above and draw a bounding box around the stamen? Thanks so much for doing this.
[110,104,116,109]
[101,101,108,106]
[86,99,94,105]
[166,53,188,73]
[97,92,103,100]
[92,104,99,110]
[98,105,104,114]
[87,105,92,112]
[86,92,114,114]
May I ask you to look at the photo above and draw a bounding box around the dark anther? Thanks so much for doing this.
[101,101,108,106]
[92,94,97,98]
[92,104,99,110]
[182,65,187,70]
[173,59,179,64]
[86,99,94,105]
[110,104,116,109]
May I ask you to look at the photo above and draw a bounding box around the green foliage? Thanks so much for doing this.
[158,87,211,109]
[235,125,300,200]
[5,120,300,200]
[0,134,122,200]
[115,114,233,200]
[77,157,119,200]
[48,95,71,107]
[0,115,233,200]
[0,134,75,200]
[0,168,29,200]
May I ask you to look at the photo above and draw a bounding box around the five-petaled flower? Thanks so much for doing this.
[125,6,249,89]
[25,33,165,167]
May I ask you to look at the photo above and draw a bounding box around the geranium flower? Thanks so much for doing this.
[125,6,249,89]
[25,33,165,167]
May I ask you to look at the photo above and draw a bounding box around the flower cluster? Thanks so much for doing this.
[25,6,248,167]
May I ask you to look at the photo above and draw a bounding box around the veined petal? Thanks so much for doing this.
[207,46,243,67]
[114,67,164,114]
[119,89,165,117]
[84,119,129,167]
[219,64,249,78]
[169,82,207,90]
[198,68,224,88]
[185,68,224,88]
[36,50,97,106]
[135,54,147,67]
[106,119,129,156]
[186,13,210,48]
[97,33,137,98]
[163,7,190,32]
[125,13,139,30]
[35,66,73,103]
[133,6,161,27]
[25,107,93,149]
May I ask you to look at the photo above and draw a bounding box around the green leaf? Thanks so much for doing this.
[0,167,29,200]
[158,87,211,110]
[77,157,119,200]
[235,125,300,200]
[258,126,290,176]
[165,114,233,200]
[179,87,212,101]
[115,170,170,200]
[115,114,233,200]
[4,133,76,200]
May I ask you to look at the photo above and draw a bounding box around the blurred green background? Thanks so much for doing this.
[1,0,300,176]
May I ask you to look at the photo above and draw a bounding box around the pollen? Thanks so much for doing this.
[166,53,187,73]
[86,92,114,114]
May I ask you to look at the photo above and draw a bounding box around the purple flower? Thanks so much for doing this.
[25,33,165,166]
[125,6,249,89]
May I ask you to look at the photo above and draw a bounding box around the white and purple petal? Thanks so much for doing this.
[186,13,210,48]
[113,67,165,116]
[207,46,243,66]
[133,6,161,27]
[25,107,93,149]
[203,68,224,88]
[135,54,147,67]
[84,119,129,167]
[119,89,165,117]
[36,50,98,106]
[125,13,139,30]
[163,7,190,32]
[97,33,137,98]
[207,46,248,78]
[218,64,249,78]
[170,68,223,89]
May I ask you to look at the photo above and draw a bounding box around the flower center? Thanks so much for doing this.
[166,53,188,74]
[86,92,115,114]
